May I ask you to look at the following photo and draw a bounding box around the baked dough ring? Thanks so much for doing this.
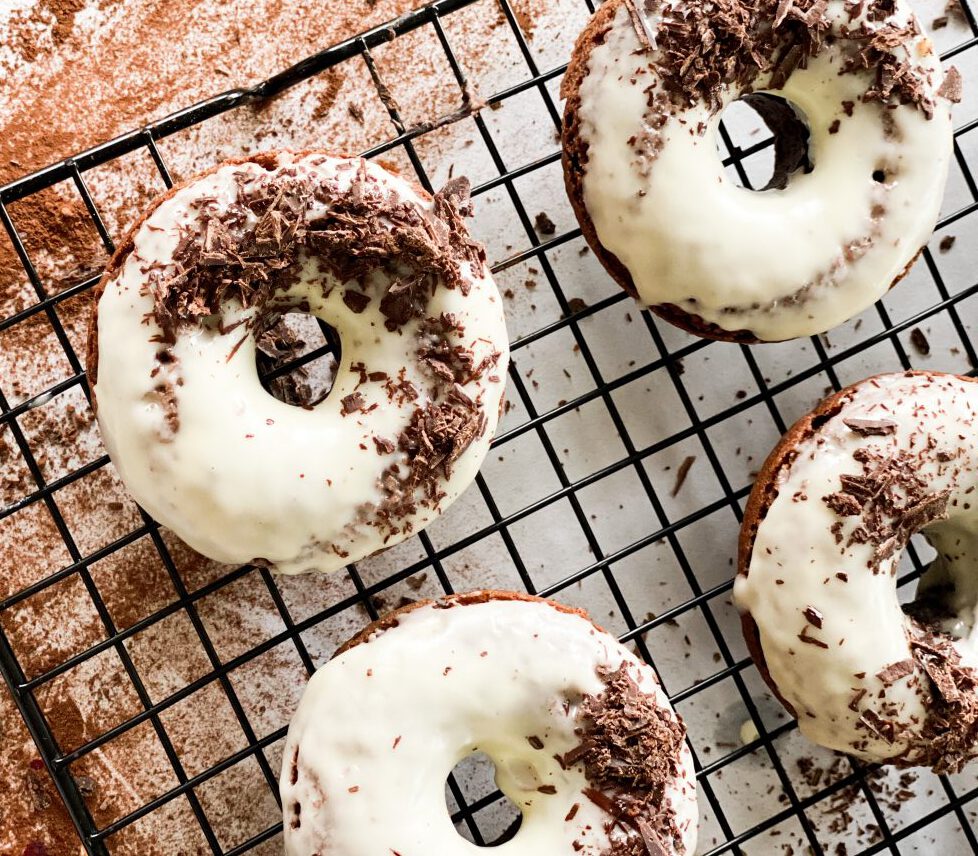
[736,372,978,772]
[562,0,958,341]
[280,591,699,855]
[89,151,509,574]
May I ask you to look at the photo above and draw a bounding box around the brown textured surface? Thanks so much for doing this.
[736,370,978,725]
[559,0,927,344]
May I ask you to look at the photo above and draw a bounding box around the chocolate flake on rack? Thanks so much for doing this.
[905,629,978,772]
[562,664,686,855]
[936,66,963,103]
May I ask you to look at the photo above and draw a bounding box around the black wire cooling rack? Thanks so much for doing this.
[2,0,978,853]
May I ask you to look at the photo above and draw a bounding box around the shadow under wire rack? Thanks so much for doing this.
[1,0,978,853]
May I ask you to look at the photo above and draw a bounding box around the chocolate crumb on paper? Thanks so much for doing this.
[671,455,696,497]
[909,327,931,356]
[534,211,557,236]
[939,235,956,253]
[566,297,589,315]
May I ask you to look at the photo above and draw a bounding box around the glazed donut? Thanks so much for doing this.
[561,0,960,342]
[735,372,978,772]
[88,152,509,574]
[280,591,698,855]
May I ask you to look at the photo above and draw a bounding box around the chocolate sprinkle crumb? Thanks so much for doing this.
[671,455,696,497]
[909,327,931,356]
[534,211,557,236]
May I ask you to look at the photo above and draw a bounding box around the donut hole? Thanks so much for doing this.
[255,311,340,408]
[720,93,813,192]
[446,751,523,846]
[901,534,978,640]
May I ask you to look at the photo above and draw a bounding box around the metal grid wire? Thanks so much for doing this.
[1,0,978,852]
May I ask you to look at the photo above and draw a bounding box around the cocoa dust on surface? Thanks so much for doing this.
[0,0,554,852]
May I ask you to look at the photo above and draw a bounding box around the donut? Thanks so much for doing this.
[280,590,698,855]
[88,151,509,574]
[735,372,978,772]
[561,0,960,342]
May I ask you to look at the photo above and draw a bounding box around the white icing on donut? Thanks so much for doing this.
[735,373,978,767]
[280,597,698,855]
[93,154,509,574]
[573,1,953,340]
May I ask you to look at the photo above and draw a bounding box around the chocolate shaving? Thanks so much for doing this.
[342,290,371,313]
[642,0,938,124]
[534,211,557,236]
[562,664,686,855]
[909,327,931,356]
[821,446,951,573]
[625,0,659,49]
[823,491,863,516]
[798,628,829,648]
[372,436,396,454]
[842,417,898,435]
[671,455,696,497]
[341,391,365,415]
[876,658,914,684]
[937,66,963,103]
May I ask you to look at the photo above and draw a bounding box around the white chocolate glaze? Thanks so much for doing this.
[280,597,698,855]
[735,373,978,766]
[93,154,509,574]
[574,1,954,340]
